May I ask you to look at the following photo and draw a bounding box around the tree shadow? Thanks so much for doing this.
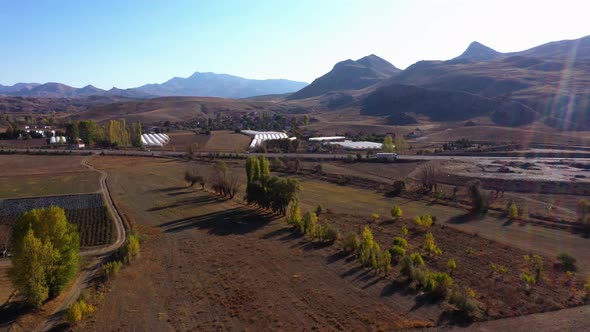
[158,207,279,235]
[447,212,484,224]
[148,195,223,212]
[380,278,413,297]
[0,302,26,327]
[150,186,187,193]
[437,310,476,328]
[326,251,349,264]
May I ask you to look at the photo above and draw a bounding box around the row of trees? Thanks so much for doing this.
[245,156,300,215]
[65,119,142,147]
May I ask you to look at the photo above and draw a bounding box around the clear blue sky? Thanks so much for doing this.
[1,0,589,89]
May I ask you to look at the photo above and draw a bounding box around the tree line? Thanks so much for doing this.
[65,119,142,147]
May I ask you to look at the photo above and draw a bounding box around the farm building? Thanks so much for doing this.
[141,133,170,147]
[308,136,346,142]
[49,136,67,144]
[241,130,289,149]
[327,140,383,150]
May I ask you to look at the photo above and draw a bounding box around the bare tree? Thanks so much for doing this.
[417,162,441,192]
[185,163,204,187]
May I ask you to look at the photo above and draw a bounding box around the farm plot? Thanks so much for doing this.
[0,193,114,248]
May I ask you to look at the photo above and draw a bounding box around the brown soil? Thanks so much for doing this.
[320,212,586,321]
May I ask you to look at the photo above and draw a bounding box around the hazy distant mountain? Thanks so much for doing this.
[134,72,307,99]
[287,54,400,100]
[0,72,307,99]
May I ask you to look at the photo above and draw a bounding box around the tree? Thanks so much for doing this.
[417,163,440,192]
[287,199,302,228]
[65,122,80,143]
[10,207,80,307]
[302,212,318,236]
[184,163,204,187]
[303,114,310,126]
[382,135,395,153]
[509,202,519,220]
[394,136,407,154]
[577,199,590,226]
[467,180,488,214]
[122,235,140,264]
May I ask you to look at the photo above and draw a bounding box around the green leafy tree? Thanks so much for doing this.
[302,212,318,236]
[382,135,395,153]
[10,207,80,307]
[394,136,407,154]
[65,122,80,143]
[287,199,303,228]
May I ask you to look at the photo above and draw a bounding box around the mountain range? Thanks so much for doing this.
[0,72,308,99]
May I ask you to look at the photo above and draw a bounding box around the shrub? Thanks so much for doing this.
[450,288,479,316]
[400,256,415,280]
[302,212,318,237]
[287,199,302,227]
[423,232,442,255]
[392,236,407,248]
[401,225,408,237]
[410,252,425,266]
[380,250,392,274]
[371,213,380,223]
[315,204,323,216]
[341,233,360,253]
[390,205,402,219]
[103,260,122,279]
[314,224,339,243]
[67,299,95,324]
[390,245,406,258]
[122,234,140,264]
[520,271,536,286]
[509,202,519,220]
[447,258,457,272]
[467,180,488,214]
[414,214,433,229]
[418,269,453,297]
[524,254,544,280]
[557,252,577,271]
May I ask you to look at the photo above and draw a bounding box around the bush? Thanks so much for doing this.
[122,234,140,264]
[315,204,323,216]
[371,213,380,223]
[390,205,402,219]
[401,225,408,237]
[557,252,577,271]
[414,214,433,229]
[392,236,407,248]
[417,269,453,297]
[410,252,425,266]
[447,258,457,272]
[103,260,123,279]
[67,299,95,324]
[302,212,318,237]
[390,245,406,258]
[467,180,488,214]
[450,288,479,316]
[314,224,339,243]
[341,233,360,253]
[509,202,519,220]
[423,232,442,255]
[520,271,536,286]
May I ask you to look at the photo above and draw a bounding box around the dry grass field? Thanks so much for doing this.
[71,156,590,330]
[0,155,100,198]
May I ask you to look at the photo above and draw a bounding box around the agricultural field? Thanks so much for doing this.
[74,156,590,331]
[0,194,114,248]
[0,155,100,198]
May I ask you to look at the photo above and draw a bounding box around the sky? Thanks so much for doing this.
[1,0,589,89]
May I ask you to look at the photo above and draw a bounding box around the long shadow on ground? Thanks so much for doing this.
[159,207,279,235]
[148,195,224,212]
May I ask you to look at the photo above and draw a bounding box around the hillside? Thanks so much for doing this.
[73,96,302,124]
[362,84,536,126]
[287,54,400,100]
[388,35,590,129]
[0,95,137,114]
